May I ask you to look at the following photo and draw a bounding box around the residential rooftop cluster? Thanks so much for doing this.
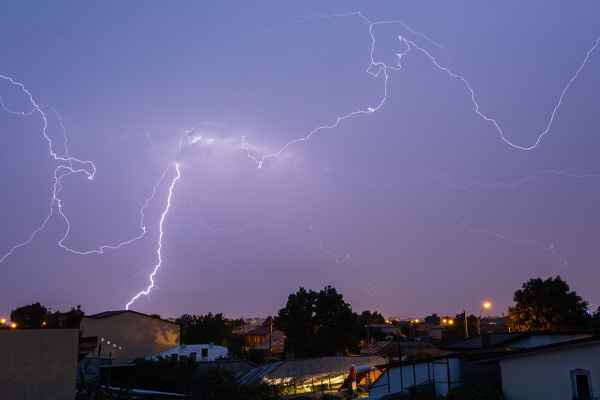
[2,277,600,400]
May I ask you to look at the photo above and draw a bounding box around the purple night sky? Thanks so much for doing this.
[1,1,599,320]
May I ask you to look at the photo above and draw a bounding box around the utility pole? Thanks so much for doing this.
[464,311,468,338]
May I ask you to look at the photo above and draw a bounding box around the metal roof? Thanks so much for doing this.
[146,344,228,362]
[236,361,283,386]
[441,332,524,350]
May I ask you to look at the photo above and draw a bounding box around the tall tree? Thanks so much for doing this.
[275,286,358,358]
[506,276,590,331]
[180,312,235,346]
[11,302,47,327]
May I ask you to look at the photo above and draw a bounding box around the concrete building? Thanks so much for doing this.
[0,327,79,400]
[80,310,180,364]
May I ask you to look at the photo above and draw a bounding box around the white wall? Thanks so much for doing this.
[501,341,600,400]
[369,357,461,397]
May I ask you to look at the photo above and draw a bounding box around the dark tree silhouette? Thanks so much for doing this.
[11,302,47,327]
[506,276,590,331]
[275,286,358,357]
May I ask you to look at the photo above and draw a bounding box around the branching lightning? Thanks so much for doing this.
[126,163,181,309]
[1,5,599,314]
[242,12,600,168]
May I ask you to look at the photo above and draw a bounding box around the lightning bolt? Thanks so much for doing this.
[242,12,600,168]
[0,75,95,263]
[126,163,181,310]
[2,7,598,313]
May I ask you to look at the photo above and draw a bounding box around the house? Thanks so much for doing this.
[146,343,228,362]
[479,317,509,333]
[253,338,285,361]
[244,319,284,350]
[369,323,403,337]
[0,327,80,400]
[370,331,598,398]
[79,310,180,364]
[369,350,503,398]
[472,336,600,400]
[360,340,397,356]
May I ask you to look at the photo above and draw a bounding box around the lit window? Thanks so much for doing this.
[571,369,592,399]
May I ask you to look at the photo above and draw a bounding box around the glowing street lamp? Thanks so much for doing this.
[0,318,6,325]
[478,302,491,335]
[10,323,16,329]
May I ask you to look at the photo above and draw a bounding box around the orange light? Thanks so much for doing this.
[483,302,491,309]
[42,322,46,326]
[449,320,454,325]
[414,319,419,323]
[10,323,16,328]
[0,319,5,325]
[442,319,447,324]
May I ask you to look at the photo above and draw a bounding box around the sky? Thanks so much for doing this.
[1,1,599,321]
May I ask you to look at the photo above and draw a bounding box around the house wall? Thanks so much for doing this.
[0,328,79,400]
[80,312,180,364]
[500,342,600,400]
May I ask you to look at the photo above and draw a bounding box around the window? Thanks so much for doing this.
[571,369,592,399]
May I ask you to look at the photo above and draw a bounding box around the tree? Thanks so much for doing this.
[275,286,358,358]
[506,276,590,331]
[441,313,477,343]
[11,302,47,327]
[424,313,441,325]
[180,312,235,346]
[357,310,387,343]
[64,305,85,326]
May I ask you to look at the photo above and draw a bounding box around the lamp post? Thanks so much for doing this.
[365,325,370,355]
[464,311,468,338]
[478,302,491,335]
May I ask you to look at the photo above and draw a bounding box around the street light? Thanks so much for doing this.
[478,302,491,335]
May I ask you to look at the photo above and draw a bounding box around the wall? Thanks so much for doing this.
[0,328,79,400]
[80,312,180,364]
[369,357,461,397]
[500,342,600,400]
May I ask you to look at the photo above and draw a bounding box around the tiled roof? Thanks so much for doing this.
[146,344,228,362]
[245,326,275,336]
[360,340,394,354]
[254,338,285,351]
[441,332,524,350]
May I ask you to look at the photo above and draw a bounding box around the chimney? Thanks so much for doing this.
[481,332,491,349]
